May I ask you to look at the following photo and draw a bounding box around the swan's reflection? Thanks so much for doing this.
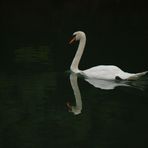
[67,73,148,115]
[85,76,148,90]
[67,73,82,115]
[85,78,129,90]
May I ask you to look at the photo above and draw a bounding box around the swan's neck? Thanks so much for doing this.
[70,36,86,73]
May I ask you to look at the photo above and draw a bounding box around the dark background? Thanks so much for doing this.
[1,0,148,72]
[1,1,148,148]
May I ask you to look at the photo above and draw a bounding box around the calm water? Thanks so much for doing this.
[1,0,148,147]
[1,45,148,148]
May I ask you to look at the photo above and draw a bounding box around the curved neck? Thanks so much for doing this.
[70,36,86,73]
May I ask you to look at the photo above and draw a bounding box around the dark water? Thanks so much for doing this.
[0,44,148,148]
[1,0,148,147]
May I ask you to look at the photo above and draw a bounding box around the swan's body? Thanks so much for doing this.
[69,31,147,80]
[82,65,134,80]
[82,65,147,80]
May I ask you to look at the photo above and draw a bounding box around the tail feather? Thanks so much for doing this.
[127,71,148,80]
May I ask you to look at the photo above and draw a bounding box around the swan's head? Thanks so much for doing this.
[69,31,86,44]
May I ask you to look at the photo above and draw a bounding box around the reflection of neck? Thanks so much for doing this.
[70,73,82,115]
[70,37,86,73]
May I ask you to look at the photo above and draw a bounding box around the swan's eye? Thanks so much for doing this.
[69,35,76,44]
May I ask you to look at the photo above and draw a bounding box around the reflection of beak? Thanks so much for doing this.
[69,36,76,44]
[66,102,72,112]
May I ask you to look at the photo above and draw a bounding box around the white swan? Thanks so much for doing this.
[69,31,147,80]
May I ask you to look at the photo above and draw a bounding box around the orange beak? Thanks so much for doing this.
[69,36,76,44]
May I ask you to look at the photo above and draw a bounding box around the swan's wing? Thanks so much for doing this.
[82,65,125,79]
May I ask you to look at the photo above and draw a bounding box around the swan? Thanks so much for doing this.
[69,31,148,80]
